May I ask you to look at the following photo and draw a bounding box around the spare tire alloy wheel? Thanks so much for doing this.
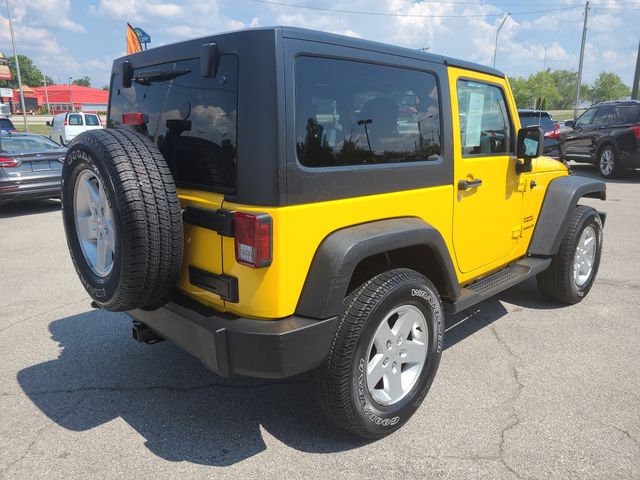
[62,128,183,312]
[73,170,115,277]
[320,269,443,439]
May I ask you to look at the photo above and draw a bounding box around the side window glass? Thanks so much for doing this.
[68,114,83,126]
[592,106,616,125]
[457,80,512,156]
[618,106,640,123]
[575,108,596,127]
[295,57,441,167]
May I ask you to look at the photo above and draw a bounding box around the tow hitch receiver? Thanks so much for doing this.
[132,320,164,344]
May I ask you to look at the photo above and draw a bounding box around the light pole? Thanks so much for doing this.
[42,73,50,113]
[493,13,510,68]
[5,0,28,131]
[68,77,73,112]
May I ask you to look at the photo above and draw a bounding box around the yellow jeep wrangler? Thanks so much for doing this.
[61,27,606,439]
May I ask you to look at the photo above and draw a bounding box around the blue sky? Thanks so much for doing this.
[1,0,639,89]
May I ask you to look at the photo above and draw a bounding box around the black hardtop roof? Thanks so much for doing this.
[517,109,552,115]
[117,26,505,78]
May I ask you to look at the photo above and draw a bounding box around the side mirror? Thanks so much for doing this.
[564,120,574,128]
[516,126,544,174]
[46,121,51,127]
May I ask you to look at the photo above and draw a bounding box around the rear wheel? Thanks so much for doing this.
[598,144,621,179]
[537,206,603,304]
[62,128,183,311]
[319,268,444,439]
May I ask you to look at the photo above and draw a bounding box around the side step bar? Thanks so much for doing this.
[444,257,551,314]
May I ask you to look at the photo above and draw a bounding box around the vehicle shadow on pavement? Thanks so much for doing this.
[17,281,561,466]
[17,309,369,466]
[444,278,563,350]
[0,198,61,219]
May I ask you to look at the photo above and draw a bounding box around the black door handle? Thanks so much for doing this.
[458,178,483,190]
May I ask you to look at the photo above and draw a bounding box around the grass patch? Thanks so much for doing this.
[14,124,51,136]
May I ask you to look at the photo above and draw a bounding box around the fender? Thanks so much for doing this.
[295,217,460,319]
[528,175,606,257]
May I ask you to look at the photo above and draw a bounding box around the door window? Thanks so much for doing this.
[617,105,640,123]
[85,114,100,126]
[574,108,596,128]
[592,106,618,125]
[68,114,83,126]
[295,56,441,167]
[457,80,512,156]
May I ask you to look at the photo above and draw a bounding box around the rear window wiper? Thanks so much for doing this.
[133,68,191,85]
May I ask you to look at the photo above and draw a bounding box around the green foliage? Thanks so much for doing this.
[72,76,91,87]
[508,68,614,110]
[0,55,46,88]
[588,72,631,104]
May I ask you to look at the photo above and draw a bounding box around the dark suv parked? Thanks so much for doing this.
[560,100,640,178]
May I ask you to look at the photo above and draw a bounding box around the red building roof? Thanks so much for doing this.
[31,85,108,105]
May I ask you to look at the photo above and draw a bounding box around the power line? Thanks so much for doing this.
[245,0,585,18]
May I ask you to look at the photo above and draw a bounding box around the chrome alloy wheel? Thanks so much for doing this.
[73,170,116,277]
[365,305,428,406]
[573,225,597,287]
[599,148,614,176]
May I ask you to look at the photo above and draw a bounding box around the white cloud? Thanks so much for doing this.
[14,0,85,32]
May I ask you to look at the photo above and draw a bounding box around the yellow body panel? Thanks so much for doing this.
[174,68,569,319]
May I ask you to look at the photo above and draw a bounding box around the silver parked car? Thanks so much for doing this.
[0,132,66,204]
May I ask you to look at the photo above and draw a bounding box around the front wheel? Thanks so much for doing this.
[319,268,444,439]
[537,206,603,304]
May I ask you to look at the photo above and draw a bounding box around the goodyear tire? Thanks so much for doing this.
[537,205,603,304]
[319,268,444,439]
[61,129,183,311]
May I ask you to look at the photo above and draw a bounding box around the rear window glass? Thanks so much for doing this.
[0,118,15,128]
[295,56,441,167]
[519,113,555,131]
[617,105,640,123]
[85,115,100,126]
[109,55,238,192]
[68,114,83,126]
[1,135,61,153]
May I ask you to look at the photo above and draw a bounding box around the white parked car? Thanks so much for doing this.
[48,112,103,146]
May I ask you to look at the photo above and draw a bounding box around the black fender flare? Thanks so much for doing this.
[528,175,606,257]
[294,217,460,319]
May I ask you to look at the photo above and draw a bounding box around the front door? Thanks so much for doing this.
[562,107,598,162]
[450,69,523,275]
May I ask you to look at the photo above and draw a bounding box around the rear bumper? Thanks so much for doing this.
[0,178,61,203]
[128,296,337,379]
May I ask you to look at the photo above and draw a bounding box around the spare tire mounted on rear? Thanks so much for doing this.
[61,128,184,311]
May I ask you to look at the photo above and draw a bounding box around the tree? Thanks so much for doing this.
[588,72,630,103]
[0,54,47,88]
[101,85,110,91]
[72,76,91,87]
[509,76,533,109]
[526,70,560,110]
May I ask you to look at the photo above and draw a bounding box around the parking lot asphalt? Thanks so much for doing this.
[0,164,639,480]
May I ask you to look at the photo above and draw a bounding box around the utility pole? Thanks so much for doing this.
[543,46,548,71]
[68,77,73,112]
[5,0,28,131]
[632,38,640,100]
[493,13,510,68]
[42,73,50,113]
[574,1,589,118]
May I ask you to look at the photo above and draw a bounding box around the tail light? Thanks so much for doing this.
[631,125,640,139]
[544,127,561,139]
[64,116,68,126]
[122,112,148,125]
[0,157,20,168]
[234,212,272,268]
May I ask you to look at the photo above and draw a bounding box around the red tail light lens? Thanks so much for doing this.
[544,128,561,139]
[0,157,20,168]
[631,125,640,139]
[234,212,272,268]
[122,112,148,125]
